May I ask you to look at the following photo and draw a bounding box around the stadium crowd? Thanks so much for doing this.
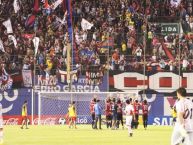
[0,0,193,83]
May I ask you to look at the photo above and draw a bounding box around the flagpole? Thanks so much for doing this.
[32,30,37,125]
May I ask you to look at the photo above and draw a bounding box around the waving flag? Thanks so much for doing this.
[0,39,5,52]
[22,34,34,39]
[0,68,13,91]
[13,0,20,13]
[25,15,36,28]
[52,0,63,10]
[8,35,17,48]
[34,0,40,12]
[81,18,93,31]
[32,37,40,56]
[55,12,67,26]
[170,0,181,7]
[3,19,13,34]
[65,0,73,42]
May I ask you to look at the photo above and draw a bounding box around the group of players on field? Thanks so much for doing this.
[89,96,148,136]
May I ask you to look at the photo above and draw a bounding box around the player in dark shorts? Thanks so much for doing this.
[133,100,140,129]
[105,97,112,129]
[142,100,148,130]
[111,98,118,130]
[116,98,124,129]
[90,98,96,129]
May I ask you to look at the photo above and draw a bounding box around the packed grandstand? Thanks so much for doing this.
[0,0,193,91]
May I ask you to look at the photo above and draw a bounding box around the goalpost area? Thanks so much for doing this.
[38,92,139,125]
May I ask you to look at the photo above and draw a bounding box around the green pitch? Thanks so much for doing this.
[3,125,172,145]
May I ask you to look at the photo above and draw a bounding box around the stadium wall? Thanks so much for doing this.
[1,88,193,126]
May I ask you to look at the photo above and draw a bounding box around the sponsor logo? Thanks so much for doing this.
[3,118,19,125]
[35,75,101,92]
[0,90,18,113]
[152,117,173,126]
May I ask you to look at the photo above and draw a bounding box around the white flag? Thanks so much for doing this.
[81,18,93,31]
[8,35,17,48]
[0,39,5,52]
[13,0,20,13]
[3,19,13,34]
[33,37,40,56]
[170,0,181,7]
[52,0,63,10]
[56,14,66,25]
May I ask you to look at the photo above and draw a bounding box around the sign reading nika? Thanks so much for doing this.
[161,23,179,34]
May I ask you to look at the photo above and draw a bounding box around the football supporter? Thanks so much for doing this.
[125,99,135,137]
[142,99,148,130]
[21,100,29,129]
[171,87,193,145]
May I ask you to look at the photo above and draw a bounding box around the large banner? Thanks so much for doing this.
[34,73,108,92]
[109,71,193,94]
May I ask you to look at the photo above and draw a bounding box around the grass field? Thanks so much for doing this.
[3,125,172,145]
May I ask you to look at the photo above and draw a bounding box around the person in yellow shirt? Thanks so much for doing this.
[171,106,177,126]
[21,100,29,129]
[68,101,77,129]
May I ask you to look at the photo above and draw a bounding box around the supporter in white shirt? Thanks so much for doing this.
[182,58,189,71]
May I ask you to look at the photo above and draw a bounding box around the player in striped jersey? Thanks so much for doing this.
[171,87,193,145]
[142,99,148,130]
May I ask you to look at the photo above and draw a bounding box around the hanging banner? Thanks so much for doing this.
[22,70,32,87]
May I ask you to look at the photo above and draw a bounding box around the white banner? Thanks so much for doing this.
[22,70,32,87]
[52,0,63,10]
[8,35,17,48]
[3,19,13,34]
[0,68,13,91]
[13,0,20,13]
[59,69,78,83]
[81,18,93,31]
[32,37,40,56]
[0,39,5,52]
